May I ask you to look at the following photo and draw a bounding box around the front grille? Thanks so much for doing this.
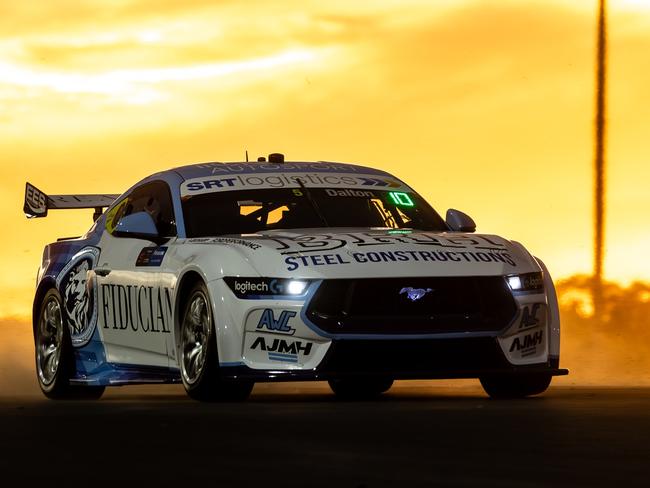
[305,276,517,335]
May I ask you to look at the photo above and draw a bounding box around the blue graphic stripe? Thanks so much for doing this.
[268,353,298,363]
[267,352,298,359]
[220,361,246,367]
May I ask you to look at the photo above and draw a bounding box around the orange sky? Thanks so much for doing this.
[1,0,649,317]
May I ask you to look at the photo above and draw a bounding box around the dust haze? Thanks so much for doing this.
[0,317,39,397]
[556,276,650,385]
[1,277,649,399]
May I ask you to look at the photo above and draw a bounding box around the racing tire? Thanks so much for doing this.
[35,289,105,400]
[328,377,394,400]
[479,373,552,399]
[179,282,254,402]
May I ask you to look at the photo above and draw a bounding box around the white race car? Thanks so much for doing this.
[25,154,567,401]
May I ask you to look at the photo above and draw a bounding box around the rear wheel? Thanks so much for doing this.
[35,289,105,400]
[328,377,393,400]
[480,374,552,399]
[179,282,253,402]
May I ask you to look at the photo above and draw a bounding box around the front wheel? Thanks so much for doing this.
[480,374,552,399]
[179,282,253,402]
[328,377,394,400]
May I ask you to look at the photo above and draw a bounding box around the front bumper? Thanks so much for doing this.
[220,337,568,382]
[212,271,563,377]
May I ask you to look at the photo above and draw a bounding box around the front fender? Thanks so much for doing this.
[534,256,561,360]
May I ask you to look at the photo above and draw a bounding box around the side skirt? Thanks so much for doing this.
[69,363,181,386]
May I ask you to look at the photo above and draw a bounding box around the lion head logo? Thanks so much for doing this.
[64,260,90,335]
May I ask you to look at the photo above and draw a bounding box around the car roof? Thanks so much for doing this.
[168,160,393,181]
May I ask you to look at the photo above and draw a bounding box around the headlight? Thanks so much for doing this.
[224,277,312,299]
[506,272,544,293]
[286,280,309,295]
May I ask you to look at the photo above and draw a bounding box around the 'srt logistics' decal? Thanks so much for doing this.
[180,172,409,196]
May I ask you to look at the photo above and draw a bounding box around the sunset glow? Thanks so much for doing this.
[617,0,650,10]
[1,0,649,317]
[0,49,318,103]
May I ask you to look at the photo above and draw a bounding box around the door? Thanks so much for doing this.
[95,180,177,368]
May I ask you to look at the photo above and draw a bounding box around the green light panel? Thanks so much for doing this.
[388,192,414,207]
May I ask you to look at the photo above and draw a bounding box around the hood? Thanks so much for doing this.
[183,228,539,279]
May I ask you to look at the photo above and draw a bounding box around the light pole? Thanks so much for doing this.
[593,0,607,313]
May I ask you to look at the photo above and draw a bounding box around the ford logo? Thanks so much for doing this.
[400,287,433,302]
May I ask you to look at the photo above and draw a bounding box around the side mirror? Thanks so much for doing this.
[446,208,476,233]
[113,211,161,241]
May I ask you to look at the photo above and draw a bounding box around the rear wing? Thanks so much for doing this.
[24,182,120,221]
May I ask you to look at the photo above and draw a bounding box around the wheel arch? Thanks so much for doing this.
[173,270,205,345]
[32,277,57,335]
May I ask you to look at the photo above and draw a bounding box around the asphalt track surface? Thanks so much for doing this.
[1,382,649,487]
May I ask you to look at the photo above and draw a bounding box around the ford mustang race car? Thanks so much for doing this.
[25,154,567,401]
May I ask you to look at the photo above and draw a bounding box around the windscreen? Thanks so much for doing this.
[182,187,447,237]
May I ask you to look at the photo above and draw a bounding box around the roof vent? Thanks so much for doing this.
[268,153,285,163]
[257,156,266,162]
